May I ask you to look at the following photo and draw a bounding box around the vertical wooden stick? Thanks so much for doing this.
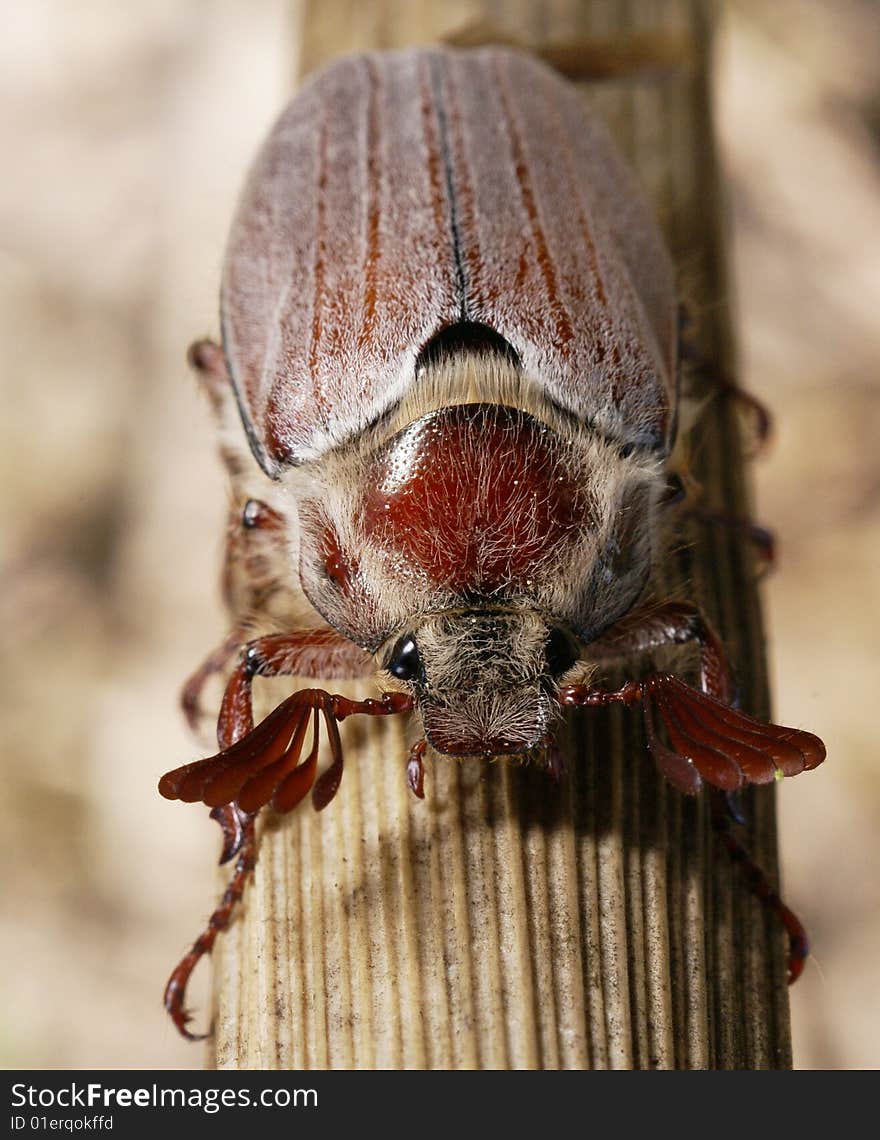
[211,0,792,1069]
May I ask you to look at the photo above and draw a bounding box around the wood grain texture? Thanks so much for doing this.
[210,0,793,1070]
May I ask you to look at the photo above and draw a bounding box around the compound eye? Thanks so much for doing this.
[385,635,422,683]
[241,499,264,528]
[545,628,578,678]
[241,499,282,531]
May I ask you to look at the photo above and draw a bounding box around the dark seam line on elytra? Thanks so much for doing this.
[430,54,470,322]
[359,56,381,349]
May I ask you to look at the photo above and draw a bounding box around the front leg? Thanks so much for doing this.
[212,629,376,753]
[587,600,733,701]
[163,810,257,1040]
[177,628,388,870]
[164,665,258,1040]
[161,628,403,1038]
[561,602,824,794]
[181,628,245,734]
[559,603,824,986]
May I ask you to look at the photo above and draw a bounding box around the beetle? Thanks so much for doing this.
[159,45,825,1039]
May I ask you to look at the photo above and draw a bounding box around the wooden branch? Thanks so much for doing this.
[210,0,792,1069]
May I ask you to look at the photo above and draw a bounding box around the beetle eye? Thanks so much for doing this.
[241,499,263,528]
[545,628,578,678]
[386,635,422,682]
[241,498,282,532]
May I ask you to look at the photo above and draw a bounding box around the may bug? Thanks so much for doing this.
[159,46,825,1039]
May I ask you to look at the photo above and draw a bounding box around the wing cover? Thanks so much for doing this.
[222,47,677,474]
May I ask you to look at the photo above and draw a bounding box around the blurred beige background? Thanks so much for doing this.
[1,0,877,1069]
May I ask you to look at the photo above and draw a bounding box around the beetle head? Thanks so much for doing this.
[381,608,579,756]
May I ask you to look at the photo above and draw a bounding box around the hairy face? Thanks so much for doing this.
[381,608,580,756]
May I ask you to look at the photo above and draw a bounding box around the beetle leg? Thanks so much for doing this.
[187,337,229,408]
[587,600,734,702]
[559,671,824,794]
[164,652,260,1039]
[209,802,251,865]
[644,673,823,785]
[164,812,257,1040]
[665,463,775,572]
[714,374,773,455]
[164,631,377,1038]
[185,628,373,749]
[558,667,821,983]
[162,687,414,815]
[187,629,375,738]
[663,467,775,573]
[684,504,776,573]
[723,789,747,827]
[241,629,375,685]
[181,628,245,734]
[544,739,566,784]
[708,790,809,984]
[678,303,772,455]
[162,710,410,1038]
[160,687,414,1036]
[665,475,775,574]
[406,739,427,799]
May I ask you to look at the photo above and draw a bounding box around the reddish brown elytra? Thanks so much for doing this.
[160,46,825,1039]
